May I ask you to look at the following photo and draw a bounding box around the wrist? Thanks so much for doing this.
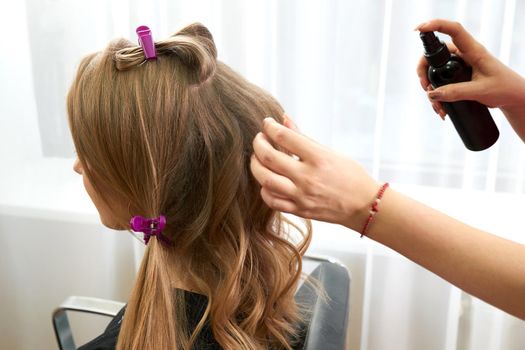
[501,103,525,119]
[360,182,390,237]
[342,179,382,232]
[500,75,525,112]
[501,103,525,143]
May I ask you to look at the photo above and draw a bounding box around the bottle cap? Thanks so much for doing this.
[420,32,450,67]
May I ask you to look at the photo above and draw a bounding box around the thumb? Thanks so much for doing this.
[427,81,484,102]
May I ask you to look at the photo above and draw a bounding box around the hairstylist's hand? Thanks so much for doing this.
[251,117,379,232]
[415,19,525,119]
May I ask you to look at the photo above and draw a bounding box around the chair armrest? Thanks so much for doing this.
[52,297,125,350]
[54,296,125,317]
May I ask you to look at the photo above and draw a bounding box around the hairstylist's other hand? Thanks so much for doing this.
[415,19,525,119]
[251,117,379,232]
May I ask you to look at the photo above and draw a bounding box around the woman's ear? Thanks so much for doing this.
[73,157,84,175]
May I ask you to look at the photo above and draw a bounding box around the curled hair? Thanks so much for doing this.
[67,22,311,350]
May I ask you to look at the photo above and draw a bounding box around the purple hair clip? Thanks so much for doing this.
[136,25,157,60]
[130,215,171,245]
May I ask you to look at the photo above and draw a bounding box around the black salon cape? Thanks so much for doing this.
[78,290,220,350]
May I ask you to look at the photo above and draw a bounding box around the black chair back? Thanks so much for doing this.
[295,257,351,350]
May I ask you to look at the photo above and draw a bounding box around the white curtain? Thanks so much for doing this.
[21,0,525,194]
[2,0,525,349]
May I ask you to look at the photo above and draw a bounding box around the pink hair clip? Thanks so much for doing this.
[130,215,171,245]
[136,25,157,60]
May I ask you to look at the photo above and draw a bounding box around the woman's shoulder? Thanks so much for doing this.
[77,306,125,350]
[77,289,221,350]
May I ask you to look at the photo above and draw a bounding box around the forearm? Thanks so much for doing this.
[252,117,525,318]
[499,73,525,142]
[502,105,525,144]
[363,187,525,319]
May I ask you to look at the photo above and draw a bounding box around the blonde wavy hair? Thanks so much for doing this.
[67,23,312,349]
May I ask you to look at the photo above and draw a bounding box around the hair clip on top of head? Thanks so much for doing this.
[136,25,157,60]
[130,215,172,245]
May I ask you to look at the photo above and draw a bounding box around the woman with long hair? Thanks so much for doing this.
[68,23,311,350]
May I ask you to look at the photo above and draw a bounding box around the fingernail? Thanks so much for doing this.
[426,84,434,91]
[283,114,297,130]
[414,22,428,31]
[264,116,276,124]
[428,90,442,100]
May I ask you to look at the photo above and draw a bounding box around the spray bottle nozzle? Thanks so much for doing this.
[420,32,442,53]
[419,31,450,67]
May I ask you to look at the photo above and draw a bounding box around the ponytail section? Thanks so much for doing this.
[117,240,182,349]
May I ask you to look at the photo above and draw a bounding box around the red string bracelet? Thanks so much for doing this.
[360,182,389,238]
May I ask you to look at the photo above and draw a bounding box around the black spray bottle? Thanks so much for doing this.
[420,32,499,151]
